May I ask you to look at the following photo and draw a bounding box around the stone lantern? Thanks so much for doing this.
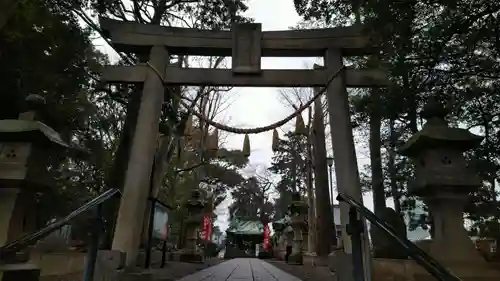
[399,99,499,280]
[0,95,70,280]
[287,192,308,265]
[176,189,205,263]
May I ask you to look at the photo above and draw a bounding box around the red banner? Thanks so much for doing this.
[162,223,168,241]
[263,223,270,249]
[202,216,212,241]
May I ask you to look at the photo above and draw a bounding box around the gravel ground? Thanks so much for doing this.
[40,272,83,281]
[39,258,337,281]
[39,259,223,281]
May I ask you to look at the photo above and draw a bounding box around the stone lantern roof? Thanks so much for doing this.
[399,99,483,157]
[0,94,69,148]
[0,119,69,148]
[0,95,90,159]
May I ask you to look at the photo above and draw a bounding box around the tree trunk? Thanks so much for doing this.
[484,120,500,254]
[312,96,334,256]
[306,106,316,253]
[403,64,418,134]
[388,117,401,214]
[370,90,385,215]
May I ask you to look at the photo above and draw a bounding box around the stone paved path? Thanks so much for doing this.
[175,258,302,281]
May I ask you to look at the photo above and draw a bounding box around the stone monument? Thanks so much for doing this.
[174,189,205,263]
[287,192,308,265]
[0,95,69,281]
[398,99,500,281]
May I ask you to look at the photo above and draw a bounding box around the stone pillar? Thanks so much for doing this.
[399,100,500,280]
[287,192,308,265]
[276,235,286,260]
[111,45,169,267]
[0,189,23,247]
[302,228,309,253]
[175,189,205,263]
[324,48,371,279]
[0,95,69,281]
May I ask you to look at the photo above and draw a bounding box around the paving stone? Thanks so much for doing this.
[173,258,304,281]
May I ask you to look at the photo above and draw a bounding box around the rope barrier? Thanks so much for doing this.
[145,62,345,135]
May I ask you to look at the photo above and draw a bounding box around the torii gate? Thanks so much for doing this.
[99,17,388,271]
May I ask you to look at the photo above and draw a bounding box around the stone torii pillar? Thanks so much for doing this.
[399,100,500,281]
[325,48,372,280]
[111,46,169,266]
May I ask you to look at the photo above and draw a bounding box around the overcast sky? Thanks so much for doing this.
[210,0,386,232]
[89,0,418,235]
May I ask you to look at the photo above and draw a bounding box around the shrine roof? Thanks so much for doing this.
[226,220,264,236]
[272,216,290,225]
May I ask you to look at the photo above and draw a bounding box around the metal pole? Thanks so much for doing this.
[347,207,365,281]
[160,240,167,268]
[144,198,156,268]
[82,204,103,281]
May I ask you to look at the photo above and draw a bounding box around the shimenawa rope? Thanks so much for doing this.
[145,61,345,135]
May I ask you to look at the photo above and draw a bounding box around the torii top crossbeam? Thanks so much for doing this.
[100,17,377,57]
[99,17,388,88]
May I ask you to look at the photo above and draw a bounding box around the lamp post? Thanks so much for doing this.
[326,156,334,207]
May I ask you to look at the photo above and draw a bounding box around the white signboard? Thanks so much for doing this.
[152,203,169,240]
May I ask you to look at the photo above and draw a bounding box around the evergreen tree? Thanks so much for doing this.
[293,0,500,244]
[268,131,309,219]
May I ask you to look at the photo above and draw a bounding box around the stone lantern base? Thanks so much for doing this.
[172,227,204,263]
[175,250,204,263]
[287,229,304,265]
[173,232,204,263]
[287,252,303,265]
[0,263,40,281]
[303,252,319,267]
[301,231,309,253]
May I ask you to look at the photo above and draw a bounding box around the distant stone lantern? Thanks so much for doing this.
[287,192,308,265]
[0,95,71,279]
[399,99,500,279]
[271,129,280,152]
[176,189,205,263]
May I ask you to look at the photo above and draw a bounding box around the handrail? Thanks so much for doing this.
[0,188,120,255]
[337,192,462,281]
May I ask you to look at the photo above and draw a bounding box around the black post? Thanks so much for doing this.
[144,152,157,269]
[144,198,156,268]
[160,240,167,268]
[347,206,365,281]
[178,218,184,249]
[82,204,103,281]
